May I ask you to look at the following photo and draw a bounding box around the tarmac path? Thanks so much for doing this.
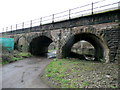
[0,56,51,88]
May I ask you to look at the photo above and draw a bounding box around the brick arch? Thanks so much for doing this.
[27,32,54,44]
[15,35,28,52]
[28,35,53,56]
[61,27,110,62]
[61,26,102,47]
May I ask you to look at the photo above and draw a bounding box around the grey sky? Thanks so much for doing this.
[0,0,119,32]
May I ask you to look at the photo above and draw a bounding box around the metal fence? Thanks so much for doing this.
[2,0,120,33]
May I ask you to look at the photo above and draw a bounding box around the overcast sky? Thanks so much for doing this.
[0,0,119,32]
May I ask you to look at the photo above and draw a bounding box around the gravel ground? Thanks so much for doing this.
[1,56,119,88]
[41,59,119,88]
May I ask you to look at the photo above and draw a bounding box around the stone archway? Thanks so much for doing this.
[16,36,28,52]
[29,36,53,56]
[62,33,109,62]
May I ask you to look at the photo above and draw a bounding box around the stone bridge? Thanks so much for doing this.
[2,9,120,62]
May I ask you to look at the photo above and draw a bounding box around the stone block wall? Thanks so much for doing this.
[2,9,119,62]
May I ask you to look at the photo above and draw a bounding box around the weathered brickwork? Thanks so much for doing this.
[2,9,120,62]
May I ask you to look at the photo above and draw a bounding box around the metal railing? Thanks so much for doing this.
[1,0,120,33]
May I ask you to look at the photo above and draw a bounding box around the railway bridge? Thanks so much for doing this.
[1,2,120,62]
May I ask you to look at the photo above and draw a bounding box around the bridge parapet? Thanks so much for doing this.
[1,0,119,34]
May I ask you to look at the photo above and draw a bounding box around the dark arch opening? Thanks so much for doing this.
[29,36,53,56]
[62,33,107,61]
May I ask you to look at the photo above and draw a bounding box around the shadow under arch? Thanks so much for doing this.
[29,36,53,56]
[62,33,109,62]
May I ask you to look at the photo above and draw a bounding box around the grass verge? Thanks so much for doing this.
[41,58,118,88]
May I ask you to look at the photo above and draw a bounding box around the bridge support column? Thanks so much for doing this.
[104,49,110,63]
[56,30,62,59]
[56,48,62,59]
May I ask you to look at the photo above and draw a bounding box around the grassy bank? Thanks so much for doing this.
[0,52,32,65]
[41,58,118,88]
